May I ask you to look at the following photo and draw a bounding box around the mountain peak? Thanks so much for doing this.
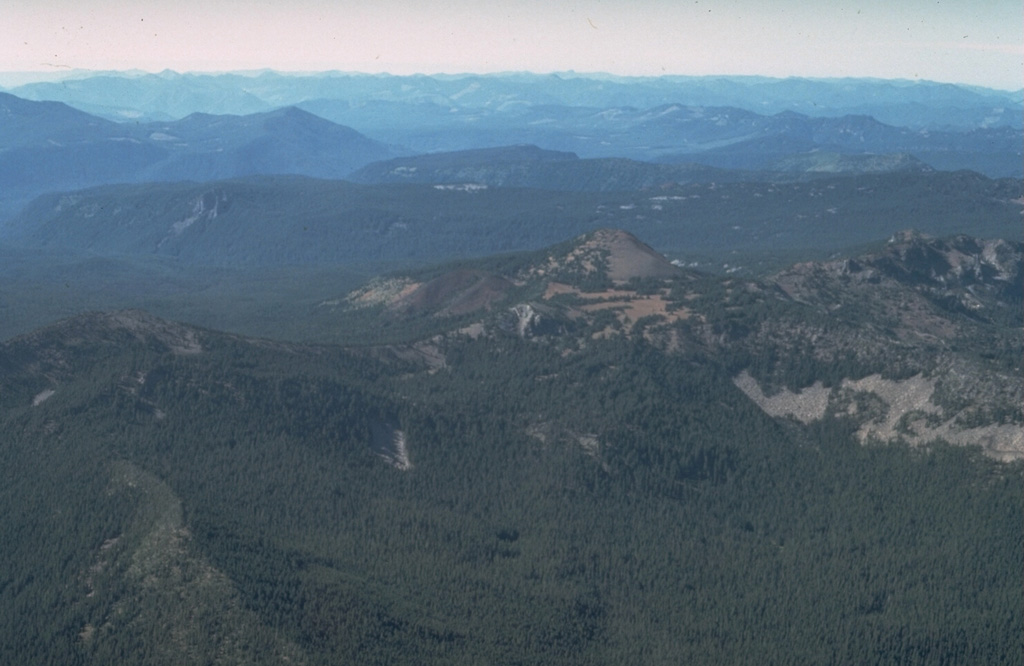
[558,228,682,283]
[262,105,320,122]
[338,229,686,337]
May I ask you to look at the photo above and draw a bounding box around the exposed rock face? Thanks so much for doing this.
[735,371,1024,461]
[164,189,229,239]
[370,421,412,471]
[873,233,1023,303]
[724,232,1024,462]
[733,371,830,424]
[509,304,541,338]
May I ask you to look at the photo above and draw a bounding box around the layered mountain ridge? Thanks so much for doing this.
[2,72,1022,219]
[2,69,1022,666]
[8,70,1021,130]
[7,228,1019,461]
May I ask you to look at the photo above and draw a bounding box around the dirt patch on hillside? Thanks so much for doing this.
[399,270,514,316]
[544,282,691,326]
[593,229,683,282]
[346,271,513,317]
[344,277,420,308]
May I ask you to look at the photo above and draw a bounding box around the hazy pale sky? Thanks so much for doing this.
[2,0,1021,89]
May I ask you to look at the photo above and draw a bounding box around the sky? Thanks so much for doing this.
[1,0,1021,90]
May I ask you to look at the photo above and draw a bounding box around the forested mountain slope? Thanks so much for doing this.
[1,292,1020,664]
[1,229,1020,664]
[323,228,1023,460]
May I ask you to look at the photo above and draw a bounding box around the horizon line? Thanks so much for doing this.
[0,68,1020,93]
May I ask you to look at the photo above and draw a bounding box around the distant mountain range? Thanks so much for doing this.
[315,100,1020,177]
[2,85,1020,225]
[0,72,1019,224]
[7,70,1021,130]
[0,93,398,218]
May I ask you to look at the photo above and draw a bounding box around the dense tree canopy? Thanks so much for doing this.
[0,318,1019,665]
